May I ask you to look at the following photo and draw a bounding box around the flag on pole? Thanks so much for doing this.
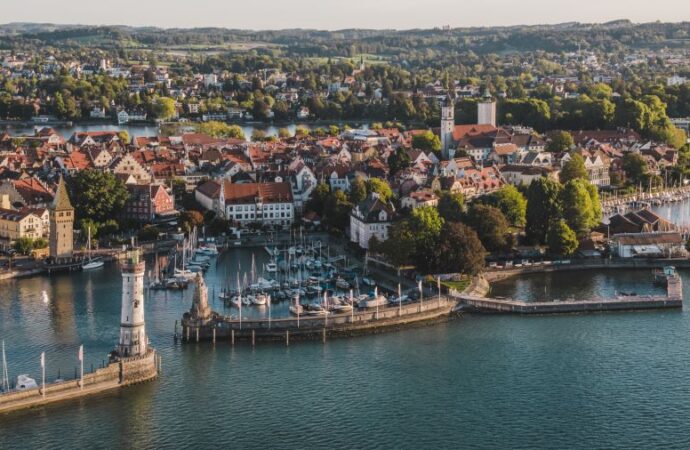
[78,345,83,362]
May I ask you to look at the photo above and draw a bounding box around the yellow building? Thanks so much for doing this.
[0,195,47,249]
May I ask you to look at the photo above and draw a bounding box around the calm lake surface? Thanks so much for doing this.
[3,248,690,449]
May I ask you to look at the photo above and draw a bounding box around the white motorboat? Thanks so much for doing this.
[330,304,353,313]
[243,296,254,306]
[306,306,329,316]
[230,296,241,307]
[265,262,278,273]
[289,304,305,315]
[253,293,268,306]
[15,374,38,391]
[389,295,410,305]
[359,295,388,308]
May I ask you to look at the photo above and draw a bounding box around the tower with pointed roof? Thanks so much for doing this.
[477,87,497,127]
[49,176,74,259]
[440,91,455,160]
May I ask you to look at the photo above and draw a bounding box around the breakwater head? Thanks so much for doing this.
[453,265,683,314]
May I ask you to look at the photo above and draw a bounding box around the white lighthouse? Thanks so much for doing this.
[117,249,148,357]
[440,93,455,160]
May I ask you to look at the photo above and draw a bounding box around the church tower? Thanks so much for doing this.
[117,249,148,358]
[440,93,455,160]
[477,87,497,127]
[190,273,211,323]
[49,176,74,260]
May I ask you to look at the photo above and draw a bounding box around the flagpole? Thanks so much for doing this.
[40,352,45,398]
[350,289,354,323]
[79,345,84,390]
[419,280,423,313]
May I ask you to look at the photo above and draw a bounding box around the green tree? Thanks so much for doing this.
[486,185,526,227]
[153,97,176,120]
[180,210,204,234]
[13,237,34,255]
[388,147,411,174]
[411,130,441,154]
[547,219,579,256]
[546,131,574,153]
[278,128,291,139]
[438,222,486,275]
[365,178,393,202]
[348,177,367,204]
[117,131,130,145]
[560,179,596,238]
[69,170,129,223]
[526,177,562,244]
[251,129,267,141]
[464,204,510,252]
[196,122,245,139]
[80,219,99,239]
[622,153,648,185]
[560,153,589,184]
[437,192,465,222]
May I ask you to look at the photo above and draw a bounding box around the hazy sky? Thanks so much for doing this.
[2,0,689,30]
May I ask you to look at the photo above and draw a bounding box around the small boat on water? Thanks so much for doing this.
[330,304,353,313]
[82,228,104,270]
[265,261,278,273]
[335,278,350,290]
[306,305,329,316]
[253,293,268,306]
[15,374,38,391]
[359,294,388,308]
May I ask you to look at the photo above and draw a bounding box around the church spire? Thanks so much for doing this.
[52,176,73,212]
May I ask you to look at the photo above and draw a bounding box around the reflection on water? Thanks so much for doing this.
[652,197,690,226]
[490,269,666,302]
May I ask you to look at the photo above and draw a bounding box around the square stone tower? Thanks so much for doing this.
[49,176,74,259]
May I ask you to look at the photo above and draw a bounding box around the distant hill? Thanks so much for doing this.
[0,21,688,55]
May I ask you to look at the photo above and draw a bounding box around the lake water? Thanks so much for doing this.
[3,248,690,449]
[1,122,370,140]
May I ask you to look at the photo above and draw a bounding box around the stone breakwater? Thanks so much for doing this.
[181,298,458,345]
[0,350,159,415]
[452,266,683,315]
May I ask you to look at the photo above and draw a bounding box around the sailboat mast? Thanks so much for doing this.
[1,340,9,392]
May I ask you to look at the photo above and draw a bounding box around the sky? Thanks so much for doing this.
[2,0,689,30]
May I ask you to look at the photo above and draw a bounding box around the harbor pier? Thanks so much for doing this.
[454,266,683,314]
[182,297,457,344]
[0,248,159,415]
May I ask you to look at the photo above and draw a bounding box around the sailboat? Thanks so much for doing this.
[82,227,104,270]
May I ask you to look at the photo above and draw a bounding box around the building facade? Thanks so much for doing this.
[350,193,396,249]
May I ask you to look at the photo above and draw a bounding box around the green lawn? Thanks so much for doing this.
[441,279,470,292]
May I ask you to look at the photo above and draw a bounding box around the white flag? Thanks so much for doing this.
[78,345,83,362]
[40,352,45,368]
